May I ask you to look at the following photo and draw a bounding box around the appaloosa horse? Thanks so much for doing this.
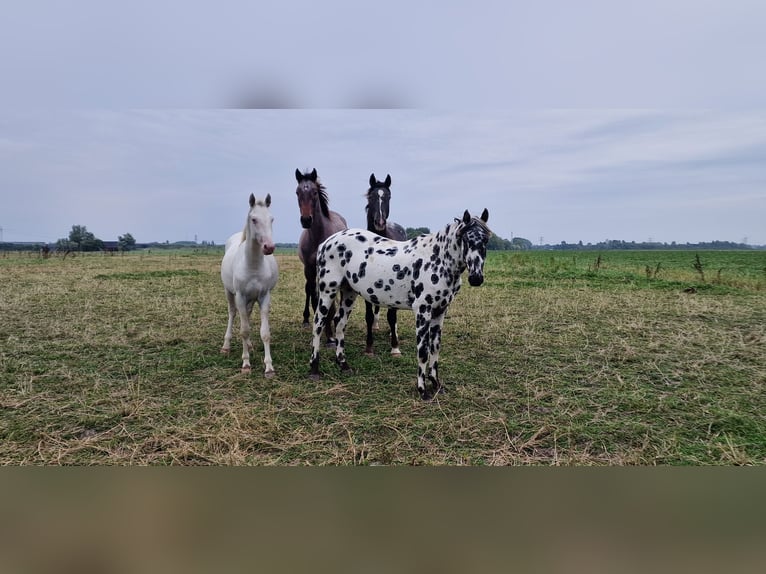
[310,208,491,400]
[220,193,279,376]
[364,173,407,357]
[295,168,348,344]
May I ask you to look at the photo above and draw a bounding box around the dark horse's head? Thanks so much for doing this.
[457,208,491,287]
[295,168,330,229]
[366,173,393,233]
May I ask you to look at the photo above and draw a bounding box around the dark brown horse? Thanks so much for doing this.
[364,173,407,357]
[295,168,348,343]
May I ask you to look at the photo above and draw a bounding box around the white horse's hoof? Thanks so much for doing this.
[264,370,275,379]
[241,366,252,374]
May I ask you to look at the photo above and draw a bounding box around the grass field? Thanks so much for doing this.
[1,248,764,465]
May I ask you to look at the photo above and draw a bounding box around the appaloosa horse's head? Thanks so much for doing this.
[457,208,491,286]
[366,173,393,233]
[295,168,329,229]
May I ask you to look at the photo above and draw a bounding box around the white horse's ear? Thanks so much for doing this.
[481,208,489,223]
[462,210,471,224]
[295,168,303,182]
[369,173,376,187]
[384,174,391,187]
[265,193,271,207]
[249,193,256,207]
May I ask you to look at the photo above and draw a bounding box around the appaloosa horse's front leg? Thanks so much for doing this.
[333,287,357,372]
[364,301,376,356]
[309,287,337,380]
[426,311,446,394]
[387,308,402,356]
[259,291,275,378]
[414,309,434,400]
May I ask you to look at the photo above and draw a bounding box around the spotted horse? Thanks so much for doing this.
[309,208,491,400]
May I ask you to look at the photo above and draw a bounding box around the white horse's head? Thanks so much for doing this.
[245,193,276,255]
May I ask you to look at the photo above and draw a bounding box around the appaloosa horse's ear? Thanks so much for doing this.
[295,168,303,182]
[265,194,271,207]
[309,168,318,182]
[249,193,256,207]
[463,210,471,224]
[369,173,377,187]
[384,174,391,187]
[481,208,489,223]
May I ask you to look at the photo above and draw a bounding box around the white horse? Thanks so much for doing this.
[220,193,279,376]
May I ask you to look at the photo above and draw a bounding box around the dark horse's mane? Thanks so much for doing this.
[298,170,330,219]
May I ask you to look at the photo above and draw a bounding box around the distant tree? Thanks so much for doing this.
[511,237,533,250]
[59,224,103,251]
[406,227,430,240]
[118,232,136,251]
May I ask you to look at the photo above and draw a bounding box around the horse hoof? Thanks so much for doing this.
[309,373,321,381]
[364,351,375,358]
[220,348,230,355]
[241,366,252,374]
[264,370,276,379]
[390,349,402,357]
[302,322,311,330]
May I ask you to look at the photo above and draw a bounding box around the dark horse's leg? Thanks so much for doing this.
[302,282,312,328]
[387,308,401,356]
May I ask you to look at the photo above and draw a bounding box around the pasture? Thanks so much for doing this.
[1,248,764,465]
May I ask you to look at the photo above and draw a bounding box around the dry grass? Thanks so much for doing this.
[1,248,764,465]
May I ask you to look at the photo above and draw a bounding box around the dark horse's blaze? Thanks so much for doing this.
[295,168,348,345]
[309,208,491,400]
[364,173,407,357]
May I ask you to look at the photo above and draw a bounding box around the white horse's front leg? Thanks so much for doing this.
[259,292,275,378]
[221,290,236,354]
[236,292,252,373]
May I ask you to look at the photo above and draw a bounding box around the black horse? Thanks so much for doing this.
[364,173,407,356]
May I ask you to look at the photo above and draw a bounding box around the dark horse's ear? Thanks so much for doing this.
[481,208,489,223]
[249,193,256,207]
[462,210,471,224]
[309,168,318,182]
[384,174,391,187]
[295,168,303,182]
[265,193,271,207]
[369,173,376,187]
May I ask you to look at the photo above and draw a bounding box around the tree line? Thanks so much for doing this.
[53,225,136,252]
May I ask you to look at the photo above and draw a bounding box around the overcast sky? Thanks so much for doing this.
[1,1,765,246]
